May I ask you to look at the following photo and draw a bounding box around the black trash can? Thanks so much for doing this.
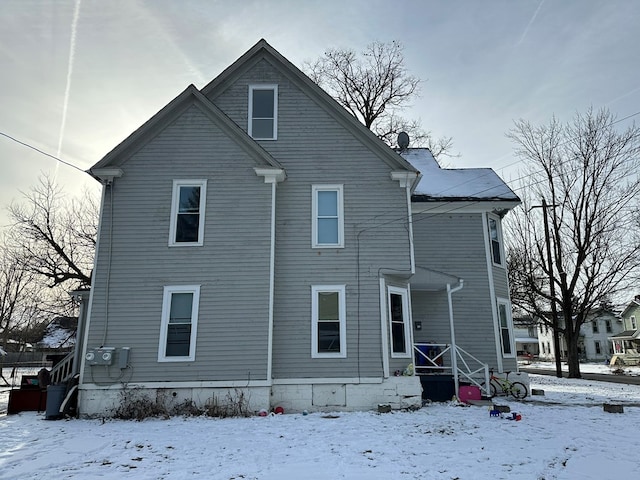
[45,385,67,420]
[420,375,455,402]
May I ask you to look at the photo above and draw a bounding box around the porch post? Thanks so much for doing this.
[447,280,464,398]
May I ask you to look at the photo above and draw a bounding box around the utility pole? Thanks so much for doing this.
[540,198,563,378]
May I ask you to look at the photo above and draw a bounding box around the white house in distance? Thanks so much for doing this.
[537,309,623,363]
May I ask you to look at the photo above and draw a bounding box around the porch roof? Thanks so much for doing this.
[410,266,461,291]
[515,337,539,344]
[609,330,640,341]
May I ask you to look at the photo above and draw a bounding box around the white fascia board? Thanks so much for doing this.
[254,167,286,183]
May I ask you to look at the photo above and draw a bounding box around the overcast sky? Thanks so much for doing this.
[1,0,639,226]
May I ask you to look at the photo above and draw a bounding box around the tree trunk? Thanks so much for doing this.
[565,329,582,378]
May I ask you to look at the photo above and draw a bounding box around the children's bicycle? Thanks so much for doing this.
[481,370,528,399]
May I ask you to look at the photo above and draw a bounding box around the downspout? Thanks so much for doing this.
[254,167,285,384]
[405,185,415,274]
[482,213,504,372]
[447,280,464,398]
[266,180,277,383]
[79,179,107,387]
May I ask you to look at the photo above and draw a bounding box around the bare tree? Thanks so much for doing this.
[0,241,45,385]
[506,108,640,378]
[8,174,98,290]
[305,41,454,158]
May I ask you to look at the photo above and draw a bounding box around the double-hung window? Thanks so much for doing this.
[311,285,346,358]
[312,185,344,248]
[158,285,200,362]
[488,215,504,266]
[497,298,515,357]
[248,85,278,140]
[388,286,411,358]
[169,180,207,246]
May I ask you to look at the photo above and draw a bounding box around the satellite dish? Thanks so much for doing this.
[397,131,410,150]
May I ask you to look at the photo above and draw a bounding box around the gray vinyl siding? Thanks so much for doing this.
[211,59,412,379]
[84,105,273,384]
[411,212,501,369]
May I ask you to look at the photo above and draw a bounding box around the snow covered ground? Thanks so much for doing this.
[1,365,639,479]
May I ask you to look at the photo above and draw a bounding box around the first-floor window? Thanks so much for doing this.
[158,285,200,362]
[497,298,515,357]
[595,341,602,355]
[388,286,411,358]
[311,285,346,358]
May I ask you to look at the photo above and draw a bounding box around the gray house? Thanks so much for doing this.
[73,40,520,416]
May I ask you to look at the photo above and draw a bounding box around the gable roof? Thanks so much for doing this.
[201,39,419,178]
[401,149,520,202]
[621,297,640,317]
[89,84,282,176]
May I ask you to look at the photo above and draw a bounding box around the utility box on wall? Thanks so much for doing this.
[85,347,115,366]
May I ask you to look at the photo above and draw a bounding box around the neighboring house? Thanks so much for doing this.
[512,316,539,361]
[537,309,623,362]
[73,40,520,416]
[609,296,640,365]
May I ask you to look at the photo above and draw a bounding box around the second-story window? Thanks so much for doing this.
[488,215,504,266]
[312,185,344,248]
[169,180,207,246]
[592,321,599,333]
[249,85,278,140]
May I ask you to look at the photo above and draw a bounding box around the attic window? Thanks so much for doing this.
[249,85,278,140]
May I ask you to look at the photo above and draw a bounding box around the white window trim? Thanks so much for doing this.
[169,179,207,247]
[488,214,505,268]
[311,185,344,248]
[311,285,347,358]
[388,286,412,359]
[497,297,516,358]
[248,84,278,140]
[158,285,200,362]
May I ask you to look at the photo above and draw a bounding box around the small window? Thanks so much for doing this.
[388,286,411,358]
[488,215,504,266]
[169,180,207,246]
[497,298,515,357]
[605,320,612,333]
[248,85,278,140]
[158,285,200,362]
[592,321,599,333]
[312,185,344,248]
[311,285,346,358]
[631,316,637,330]
[595,340,602,355]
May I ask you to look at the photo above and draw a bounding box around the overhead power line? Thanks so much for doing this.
[0,130,86,174]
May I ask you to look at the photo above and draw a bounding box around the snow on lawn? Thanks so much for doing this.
[1,370,639,479]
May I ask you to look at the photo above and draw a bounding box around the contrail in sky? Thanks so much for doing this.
[56,0,82,170]
[517,0,545,47]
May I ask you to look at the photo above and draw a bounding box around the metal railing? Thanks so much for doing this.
[413,343,491,396]
[50,352,75,385]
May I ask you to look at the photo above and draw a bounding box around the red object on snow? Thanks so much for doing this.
[458,386,481,403]
[274,406,284,415]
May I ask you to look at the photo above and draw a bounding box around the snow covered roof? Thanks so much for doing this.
[399,149,520,202]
